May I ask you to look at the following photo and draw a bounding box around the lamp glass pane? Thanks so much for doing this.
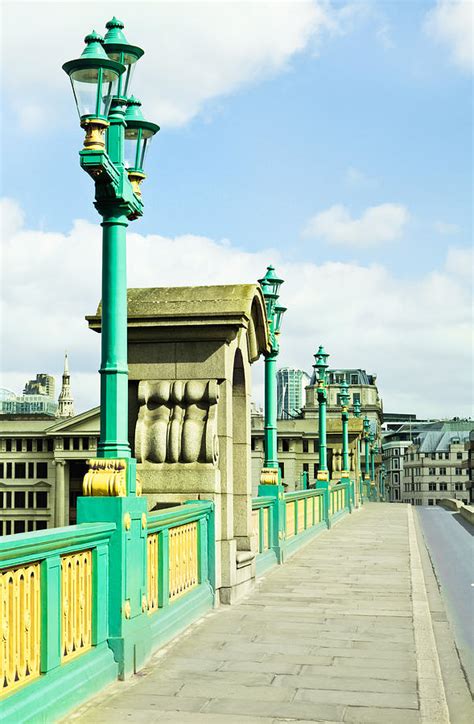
[140,136,151,169]
[70,67,118,118]
[124,134,139,169]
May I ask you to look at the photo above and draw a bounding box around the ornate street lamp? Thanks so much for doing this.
[381,462,386,500]
[339,381,351,479]
[63,18,159,493]
[314,346,329,481]
[363,416,371,494]
[258,266,286,485]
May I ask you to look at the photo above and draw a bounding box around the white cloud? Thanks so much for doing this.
[424,0,474,72]
[302,203,409,247]
[344,166,377,189]
[445,246,473,282]
[434,220,460,235]
[2,1,344,130]
[1,197,472,419]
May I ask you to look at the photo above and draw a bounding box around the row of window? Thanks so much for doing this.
[1,437,93,453]
[405,451,464,461]
[403,482,465,492]
[0,490,49,509]
[0,519,48,536]
[0,461,48,479]
[405,467,466,477]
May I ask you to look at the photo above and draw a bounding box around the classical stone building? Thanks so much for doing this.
[252,366,383,494]
[0,407,99,535]
[402,421,472,506]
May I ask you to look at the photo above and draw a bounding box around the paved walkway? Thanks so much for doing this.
[70,504,470,723]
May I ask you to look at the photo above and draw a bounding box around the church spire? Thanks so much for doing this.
[57,352,75,418]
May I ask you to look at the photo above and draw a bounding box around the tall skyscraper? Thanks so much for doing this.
[277,367,310,419]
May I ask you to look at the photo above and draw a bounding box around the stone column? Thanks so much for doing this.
[53,460,66,527]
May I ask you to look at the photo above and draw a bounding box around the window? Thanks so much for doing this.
[0,463,3,479]
[314,464,318,479]
[251,438,256,451]
[36,491,48,509]
[73,437,80,451]
[430,453,435,460]
[437,452,443,460]
[28,463,34,478]
[439,467,446,475]
[37,462,48,478]
[303,463,309,473]
[393,473,399,484]
[455,483,464,491]
[6,463,12,479]
[83,438,89,451]
[428,499,434,506]
[302,439,308,453]
[35,520,47,531]
[429,468,435,475]
[439,483,448,491]
[63,437,70,450]
[5,439,12,452]
[429,483,437,491]
[457,452,462,460]
[393,448,400,456]
[47,439,54,452]
[14,520,26,533]
[15,491,25,508]
[392,459,399,470]
[455,468,462,475]
[15,462,26,479]
[352,392,361,405]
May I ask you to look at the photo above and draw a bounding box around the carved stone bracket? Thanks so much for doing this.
[135,380,219,466]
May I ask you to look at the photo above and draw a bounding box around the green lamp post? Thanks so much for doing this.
[339,381,351,478]
[353,398,363,505]
[63,18,160,676]
[314,346,329,482]
[363,415,371,494]
[258,265,286,485]
[371,442,379,500]
[63,21,159,477]
[381,462,386,501]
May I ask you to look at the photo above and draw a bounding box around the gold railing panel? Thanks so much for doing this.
[1,562,41,697]
[169,522,198,601]
[285,502,295,538]
[297,499,305,533]
[147,534,158,614]
[263,508,269,550]
[307,497,314,527]
[61,550,92,662]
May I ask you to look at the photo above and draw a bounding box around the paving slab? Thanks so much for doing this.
[68,503,459,724]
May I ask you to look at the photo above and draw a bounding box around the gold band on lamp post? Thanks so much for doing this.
[83,458,127,496]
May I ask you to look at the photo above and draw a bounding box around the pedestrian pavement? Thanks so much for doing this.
[69,503,471,723]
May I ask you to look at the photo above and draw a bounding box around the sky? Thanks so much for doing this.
[0,0,472,419]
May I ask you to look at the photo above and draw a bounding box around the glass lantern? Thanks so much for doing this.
[103,17,144,98]
[124,97,160,195]
[63,30,124,150]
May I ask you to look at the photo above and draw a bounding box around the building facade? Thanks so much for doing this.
[252,366,383,494]
[402,421,472,506]
[276,367,310,419]
[0,408,99,535]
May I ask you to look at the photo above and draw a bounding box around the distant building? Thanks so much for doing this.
[57,353,75,418]
[24,373,55,398]
[0,407,99,535]
[402,421,473,506]
[277,367,310,419]
[252,365,383,494]
[0,388,58,416]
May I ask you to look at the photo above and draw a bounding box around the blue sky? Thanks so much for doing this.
[1,1,472,417]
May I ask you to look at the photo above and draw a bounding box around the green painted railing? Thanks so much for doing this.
[1,500,215,723]
[145,501,215,649]
[1,523,118,722]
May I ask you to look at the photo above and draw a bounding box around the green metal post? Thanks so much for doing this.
[263,351,278,469]
[314,346,329,482]
[98,207,131,459]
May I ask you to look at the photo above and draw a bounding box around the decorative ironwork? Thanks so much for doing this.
[61,551,92,661]
[1,563,41,696]
[147,534,158,613]
[168,523,198,601]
